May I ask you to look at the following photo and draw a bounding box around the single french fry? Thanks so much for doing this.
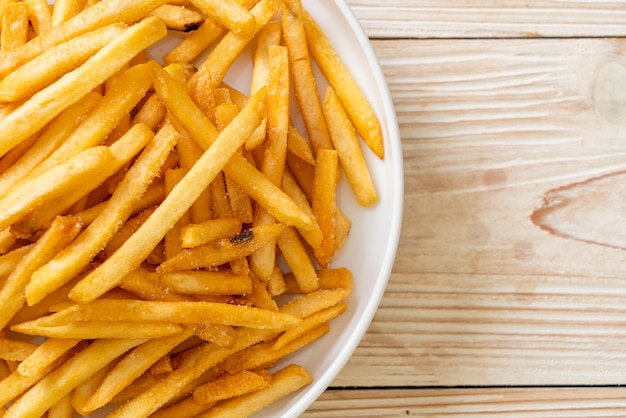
[27,122,175,306]
[247,272,278,311]
[82,330,193,412]
[151,394,217,418]
[286,150,315,200]
[196,364,312,418]
[189,0,255,35]
[303,11,384,158]
[71,358,121,416]
[0,23,127,102]
[163,17,224,64]
[3,339,146,418]
[249,20,281,96]
[0,245,32,279]
[283,267,354,294]
[323,86,378,206]
[193,369,271,405]
[312,148,339,267]
[16,338,82,377]
[266,264,287,297]
[39,299,301,331]
[0,91,102,198]
[164,168,190,260]
[281,4,333,154]
[176,127,213,224]
[280,287,351,319]
[0,0,170,78]
[224,173,254,223]
[0,146,113,233]
[158,224,285,273]
[131,93,167,130]
[0,338,37,362]
[67,82,267,304]
[51,0,88,27]
[24,0,52,36]
[0,16,166,159]
[287,124,315,165]
[0,215,82,330]
[12,320,185,340]
[273,301,348,350]
[159,270,252,296]
[1,2,29,53]
[149,4,205,32]
[180,218,241,248]
[277,226,319,293]
[281,169,322,248]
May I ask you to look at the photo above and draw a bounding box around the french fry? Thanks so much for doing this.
[176,127,213,224]
[48,394,74,418]
[0,245,32,280]
[67,83,267,304]
[0,338,37,362]
[16,338,82,377]
[163,168,190,260]
[312,148,339,267]
[196,364,312,418]
[149,4,205,32]
[82,330,194,412]
[3,339,146,418]
[1,2,29,53]
[280,287,352,319]
[71,358,121,416]
[24,0,52,36]
[12,320,185,340]
[0,23,127,102]
[276,225,319,293]
[157,224,285,273]
[303,10,384,158]
[249,20,281,97]
[180,218,241,248]
[51,0,88,27]
[0,215,82,330]
[159,270,252,295]
[324,86,379,206]
[194,369,271,405]
[284,267,354,294]
[224,173,254,223]
[281,3,333,154]
[163,17,224,64]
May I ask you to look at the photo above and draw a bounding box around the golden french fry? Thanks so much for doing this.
[0,338,37,362]
[0,245,32,279]
[224,173,254,223]
[3,339,145,418]
[164,168,190,260]
[312,148,339,267]
[131,93,166,130]
[180,218,241,248]
[16,338,82,377]
[0,17,166,159]
[149,4,205,32]
[176,130,213,224]
[24,0,52,36]
[189,0,255,34]
[323,86,378,206]
[303,10,384,158]
[281,168,323,248]
[0,0,170,77]
[48,394,74,418]
[196,364,312,418]
[249,20,281,96]
[287,124,315,165]
[194,370,271,405]
[82,330,193,412]
[281,4,332,154]
[67,82,267,304]
[51,0,88,27]
[71,359,120,416]
[283,267,354,294]
[0,23,127,102]
[280,287,352,319]
[0,215,82,330]
[1,2,29,53]
[12,320,185,339]
[276,226,319,293]
[159,270,252,295]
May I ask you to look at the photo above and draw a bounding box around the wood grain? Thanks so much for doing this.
[346,0,626,39]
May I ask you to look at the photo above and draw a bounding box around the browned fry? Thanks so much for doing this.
[311,149,339,267]
[157,224,286,273]
[163,17,224,64]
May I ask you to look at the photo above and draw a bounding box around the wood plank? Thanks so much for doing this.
[330,37,626,387]
[346,1,626,39]
[305,387,626,417]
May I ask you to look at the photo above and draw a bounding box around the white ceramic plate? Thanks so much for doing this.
[45,1,403,416]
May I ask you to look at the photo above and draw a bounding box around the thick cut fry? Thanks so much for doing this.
[281,4,332,154]
[0,216,82,330]
[312,149,339,267]
[83,330,193,412]
[0,146,113,232]
[1,3,29,53]
[303,11,384,158]
[324,86,378,206]
[0,339,37,362]
[157,224,285,273]
[0,23,127,102]
[67,83,267,304]
[0,16,167,159]
[38,299,301,331]
[27,123,176,306]
[0,92,102,198]
[0,0,170,77]
[189,0,255,35]
[196,364,312,418]
[159,271,252,295]
[194,370,271,405]
[149,4,205,32]
[3,339,145,418]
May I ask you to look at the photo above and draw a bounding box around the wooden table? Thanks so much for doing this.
[305,1,626,416]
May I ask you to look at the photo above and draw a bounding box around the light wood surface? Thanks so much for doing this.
[305,1,626,415]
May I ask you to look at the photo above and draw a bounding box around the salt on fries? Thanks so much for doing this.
[0,0,383,416]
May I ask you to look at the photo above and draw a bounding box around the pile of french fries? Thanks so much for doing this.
[0,0,384,416]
